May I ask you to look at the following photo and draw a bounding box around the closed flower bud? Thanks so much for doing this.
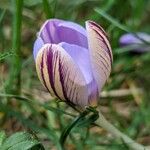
[33,19,113,108]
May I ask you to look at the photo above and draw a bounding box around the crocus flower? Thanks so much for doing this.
[119,32,150,53]
[33,19,113,108]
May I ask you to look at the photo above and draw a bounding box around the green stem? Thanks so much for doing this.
[0,9,6,23]
[56,102,64,131]
[52,0,57,17]
[5,0,23,94]
[42,0,52,19]
[59,111,89,150]
[96,110,149,150]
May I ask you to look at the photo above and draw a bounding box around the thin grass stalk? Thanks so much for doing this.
[42,0,53,18]
[6,0,23,94]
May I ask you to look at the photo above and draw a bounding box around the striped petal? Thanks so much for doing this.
[59,42,98,106]
[35,44,98,107]
[58,42,93,83]
[86,21,113,91]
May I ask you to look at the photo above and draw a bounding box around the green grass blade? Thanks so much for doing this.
[0,131,6,146]
[0,9,6,24]
[42,0,53,18]
[5,0,23,95]
[0,93,75,117]
[0,51,14,61]
[94,8,130,32]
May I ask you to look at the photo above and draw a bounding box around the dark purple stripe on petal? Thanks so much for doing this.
[59,59,80,107]
[58,59,80,106]
[99,59,110,72]
[58,59,69,101]
[46,46,61,99]
[89,21,108,39]
[40,52,51,94]
[93,29,113,65]
[96,48,110,68]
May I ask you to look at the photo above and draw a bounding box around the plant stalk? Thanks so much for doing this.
[6,0,23,94]
[42,0,52,18]
[96,110,149,150]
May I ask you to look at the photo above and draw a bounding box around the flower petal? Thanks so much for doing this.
[33,37,44,59]
[38,19,88,48]
[119,33,150,45]
[86,20,113,91]
[39,19,63,44]
[35,44,97,107]
[119,33,150,53]
[57,21,88,48]
[59,42,99,106]
[58,42,93,84]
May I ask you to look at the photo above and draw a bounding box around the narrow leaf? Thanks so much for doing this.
[0,131,6,146]
[94,8,130,32]
[0,51,14,61]
[0,9,6,24]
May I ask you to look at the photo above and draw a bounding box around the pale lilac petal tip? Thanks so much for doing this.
[38,19,88,48]
[119,32,150,53]
[33,37,44,60]
[58,21,88,48]
[120,33,150,45]
[59,21,86,37]
[38,19,63,44]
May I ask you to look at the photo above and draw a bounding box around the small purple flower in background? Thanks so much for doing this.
[119,32,150,53]
[33,19,112,108]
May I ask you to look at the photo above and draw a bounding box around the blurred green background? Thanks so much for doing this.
[0,0,150,149]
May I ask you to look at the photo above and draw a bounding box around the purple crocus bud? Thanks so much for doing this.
[33,19,113,108]
[119,32,150,53]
